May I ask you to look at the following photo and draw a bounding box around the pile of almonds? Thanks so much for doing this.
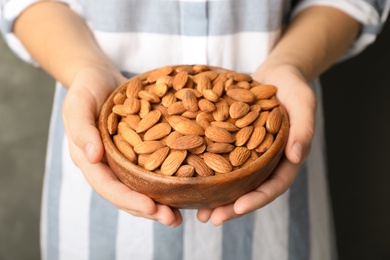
[106,65,283,177]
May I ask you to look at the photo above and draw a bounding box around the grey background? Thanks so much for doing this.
[1,23,390,260]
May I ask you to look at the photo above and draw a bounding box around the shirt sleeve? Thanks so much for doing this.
[291,0,390,59]
[0,0,83,65]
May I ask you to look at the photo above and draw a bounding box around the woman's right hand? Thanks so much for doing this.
[62,66,183,227]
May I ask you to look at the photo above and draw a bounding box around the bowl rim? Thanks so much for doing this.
[98,65,289,186]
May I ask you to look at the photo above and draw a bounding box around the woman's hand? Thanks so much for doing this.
[62,66,183,226]
[197,64,316,225]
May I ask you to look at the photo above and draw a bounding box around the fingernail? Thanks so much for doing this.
[291,142,303,163]
[85,142,96,162]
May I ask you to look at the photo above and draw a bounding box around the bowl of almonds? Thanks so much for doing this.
[98,64,289,208]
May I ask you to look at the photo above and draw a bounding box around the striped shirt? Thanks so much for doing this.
[1,1,389,259]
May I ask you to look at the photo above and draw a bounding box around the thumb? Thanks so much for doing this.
[62,86,104,164]
[283,89,316,164]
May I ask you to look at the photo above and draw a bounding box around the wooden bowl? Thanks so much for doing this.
[98,65,289,209]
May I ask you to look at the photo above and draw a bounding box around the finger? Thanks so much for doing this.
[233,157,300,214]
[196,208,214,223]
[69,140,158,216]
[62,86,104,164]
[282,87,316,164]
[208,204,239,226]
[154,205,183,227]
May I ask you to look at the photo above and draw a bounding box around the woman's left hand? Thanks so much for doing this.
[197,64,316,225]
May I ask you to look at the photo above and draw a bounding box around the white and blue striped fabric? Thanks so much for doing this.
[1,1,389,259]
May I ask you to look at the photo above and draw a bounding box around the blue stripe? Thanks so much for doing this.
[222,213,255,260]
[153,221,184,260]
[45,86,67,260]
[89,192,119,260]
[0,18,13,35]
[288,163,310,260]
[81,0,284,34]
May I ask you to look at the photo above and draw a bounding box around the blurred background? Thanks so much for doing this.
[1,20,390,260]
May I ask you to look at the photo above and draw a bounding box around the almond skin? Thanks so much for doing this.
[117,122,142,147]
[107,112,119,135]
[266,107,282,134]
[246,126,266,150]
[113,135,138,163]
[205,126,236,143]
[170,135,204,150]
[136,110,162,133]
[175,165,196,177]
[143,122,172,141]
[250,85,277,100]
[160,150,187,176]
[134,141,165,154]
[229,146,251,166]
[186,154,214,176]
[144,146,170,171]
[206,142,235,153]
[229,101,250,119]
[234,126,254,146]
[126,78,143,98]
[203,152,233,174]
[226,88,256,103]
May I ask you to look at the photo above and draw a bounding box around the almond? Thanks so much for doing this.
[226,71,252,82]
[126,78,143,98]
[226,88,256,103]
[210,121,239,132]
[113,135,138,163]
[174,120,205,136]
[143,122,172,141]
[182,89,199,112]
[203,152,232,173]
[137,100,150,118]
[117,122,142,147]
[206,142,235,153]
[175,88,202,99]
[195,75,212,93]
[181,110,201,119]
[266,107,282,134]
[113,91,127,105]
[229,101,250,119]
[213,100,229,121]
[134,141,165,154]
[112,104,131,117]
[172,71,188,90]
[146,66,173,83]
[246,126,266,150]
[160,150,187,176]
[150,82,168,97]
[175,165,195,177]
[121,114,141,131]
[256,133,274,153]
[256,99,279,110]
[107,112,119,135]
[136,110,162,133]
[123,96,141,114]
[170,135,204,150]
[205,126,235,143]
[144,146,170,171]
[235,110,259,128]
[167,101,186,115]
[138,90,160,103]
[253,111,270,128]
[229,146,251,166]
[198,98,216,112]
[192,64,210,73]
[234,126,253,146]
[165,131,184,148]
[186,154,214,176]
[188,142,206,154]
[202,89,220,102]
[161,91,177,107]
[250,85,277,100]
[175,65,196,75]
